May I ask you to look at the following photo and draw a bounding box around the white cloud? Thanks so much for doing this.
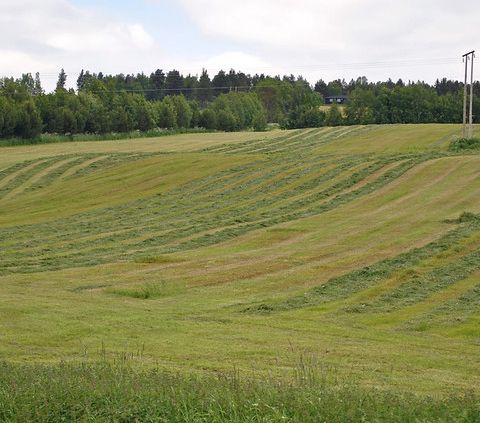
[1,0,480,90]
[177,0,479,53]
[127,24,156,50]
[177,0,346,51]
[183,51,271,76]
[176,0,480,82]
[0,0,168,90]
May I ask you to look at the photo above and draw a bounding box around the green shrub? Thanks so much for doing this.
[199,108,217,130]
[216,110,237,132]
[252,110,268,131]
[448,137,480,152]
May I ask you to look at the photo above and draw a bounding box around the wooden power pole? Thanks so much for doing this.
[469,53,475,139]
[462,50,475,139]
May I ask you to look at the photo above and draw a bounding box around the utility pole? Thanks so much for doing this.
[469,53,475,139]
[463,54,469,138]
[462,50,475,139]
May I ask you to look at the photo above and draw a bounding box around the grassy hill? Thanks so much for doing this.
[1,123,479,406]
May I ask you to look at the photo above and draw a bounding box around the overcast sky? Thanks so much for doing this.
[1,0,479,91]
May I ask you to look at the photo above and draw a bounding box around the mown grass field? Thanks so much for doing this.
[1,124,480,413]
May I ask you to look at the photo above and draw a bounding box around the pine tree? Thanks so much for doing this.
[77,70,85,91]
[56,69,67,91]
[148,69,165,100]
[20,73,35,95]
[212,70,229,94]
[33,72,43,96]
[183,74,198,100]
[197,69,212,106]
[165,70,184,96]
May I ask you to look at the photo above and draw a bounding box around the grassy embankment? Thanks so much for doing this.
[0,124,480,420]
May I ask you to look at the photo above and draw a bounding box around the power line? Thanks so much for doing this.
[85,86,253,94]
[2,56,463,81]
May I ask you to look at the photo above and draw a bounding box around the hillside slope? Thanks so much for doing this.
[0,124,479,394]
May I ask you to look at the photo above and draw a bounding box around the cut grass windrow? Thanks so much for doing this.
[201,126,374,156]
[244,213,480,313]
[0,158,58,200]
[356,247,480,313]
[0,153,428,274]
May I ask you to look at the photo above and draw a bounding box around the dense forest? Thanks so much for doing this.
[0,68,479,139]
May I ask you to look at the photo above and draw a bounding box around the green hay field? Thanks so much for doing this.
[1,123,479,399]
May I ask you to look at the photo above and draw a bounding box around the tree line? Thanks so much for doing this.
[0,69,478,139]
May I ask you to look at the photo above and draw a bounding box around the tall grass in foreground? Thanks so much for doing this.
[0,361,478,422]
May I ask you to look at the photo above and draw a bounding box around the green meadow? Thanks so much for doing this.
[1,124,480,420]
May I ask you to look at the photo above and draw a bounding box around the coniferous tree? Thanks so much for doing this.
[314,79,328,98]
[77,70,85,92]
[56,69,67,92]
[197,69,212,106]
[148,69,166,100]
[77,70,95,92]
[212,70,230,94]
[33,72,43,96]
[20,73,35,95]
[165,70,184,96]
[183,74,198,100]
